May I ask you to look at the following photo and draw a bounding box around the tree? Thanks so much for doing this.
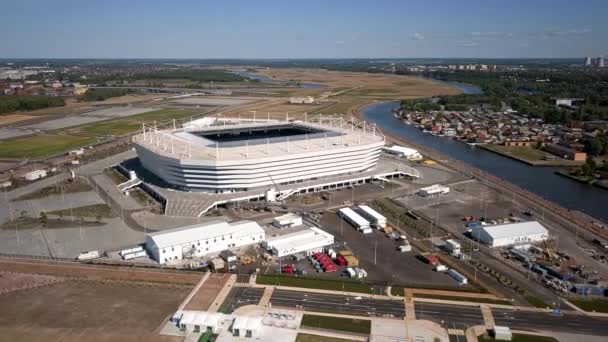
[583,137,603,156]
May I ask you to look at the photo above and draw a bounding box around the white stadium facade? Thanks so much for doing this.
[134,115,384,192]
[127,113,420,217]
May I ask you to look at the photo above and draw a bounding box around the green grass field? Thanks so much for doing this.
[256,274,374,294]
[296,333,356,342]
[482,144,547,162]
[413,293,512,305]
[0,134,97,159]
[569,299,608,313]
[525,295,550,309]
[74,109,198,136]
[300,314,371,334]
[47,204,116,219]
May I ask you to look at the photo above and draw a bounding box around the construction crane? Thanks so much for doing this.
[543,240,554,261]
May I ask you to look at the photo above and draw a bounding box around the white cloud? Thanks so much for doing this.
[411,32,424,41]
[335,40,345,45]
[457,41,479,48]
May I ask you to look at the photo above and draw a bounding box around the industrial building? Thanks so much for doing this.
[356,205,387,229]
[263,227,334,257]
[471,221,549,248]
[145,220,265,264]
[272,213,303,229]
[382,145,422,160]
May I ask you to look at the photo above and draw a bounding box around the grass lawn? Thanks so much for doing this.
[569,299,608,313]
[73,109,198,136]
[13,178,92,201]
[479,333,558,342]
[256,274,373,294]
[414,293,512,305]
[482,144,547,162]
[315,99,365,115]
[300,314,371,334]
[296,333,357,342]
[341,88,399,97]
[525,296,550,309]
[47,204,116,219]
[0,134,96,159]
[104,167,128,185]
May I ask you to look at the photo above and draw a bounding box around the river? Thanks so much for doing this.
[362,101,608,223]
[233,71,323,89]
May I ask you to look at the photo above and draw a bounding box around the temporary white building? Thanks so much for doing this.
[23,169,47,181]
[471,221,549,247]
[145,220,265,264]
[356,205,387,229]
[263,227,334,257]
[272,213,303,229]
[382,145,422,160]
[232,315,263,338]
[338,207,371,233]
[418,184,450,197]
[176,310,223,333]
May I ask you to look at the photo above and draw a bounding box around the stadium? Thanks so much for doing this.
[129,113,420,216]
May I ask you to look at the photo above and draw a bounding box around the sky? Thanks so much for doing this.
[0,0,606,59]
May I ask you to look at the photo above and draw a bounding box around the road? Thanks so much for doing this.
[271,289,404,318]
[270,289,608,337]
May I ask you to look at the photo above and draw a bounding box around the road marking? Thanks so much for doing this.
[447,328,465,336]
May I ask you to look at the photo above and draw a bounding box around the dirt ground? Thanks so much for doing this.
[184,273,231,310]
[0,279,190,341]
[255,68,460,99]
[0,114,36,125]
[0,272,64,293]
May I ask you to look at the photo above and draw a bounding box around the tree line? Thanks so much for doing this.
[0,95,65,115]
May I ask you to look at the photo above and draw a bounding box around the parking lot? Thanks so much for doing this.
[307,211,464,288]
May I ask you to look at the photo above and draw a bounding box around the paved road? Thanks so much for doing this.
[221,287,265,312]
[269,289,608,337]
[271,289,404,318]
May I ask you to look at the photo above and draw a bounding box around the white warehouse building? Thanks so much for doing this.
[263,227,334,257]
[145,220,265,264]
[471,221,549,248]
[383,145,422,160]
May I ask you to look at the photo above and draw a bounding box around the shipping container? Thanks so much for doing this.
[77,250,100,261]
[447,269,468,284]
[123,250,147,260]
[336,255,347,266]
[119,246,143,257]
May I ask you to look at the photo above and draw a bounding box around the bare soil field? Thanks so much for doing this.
[184,273,231,310]
[255,68,460,99]
[0,279,189,341]
[0,271,64,294]
[0,114,36,125]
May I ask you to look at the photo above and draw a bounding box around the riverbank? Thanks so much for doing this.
[356,101,608,239]
[479,144,584,167]
[555,169,596,185]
